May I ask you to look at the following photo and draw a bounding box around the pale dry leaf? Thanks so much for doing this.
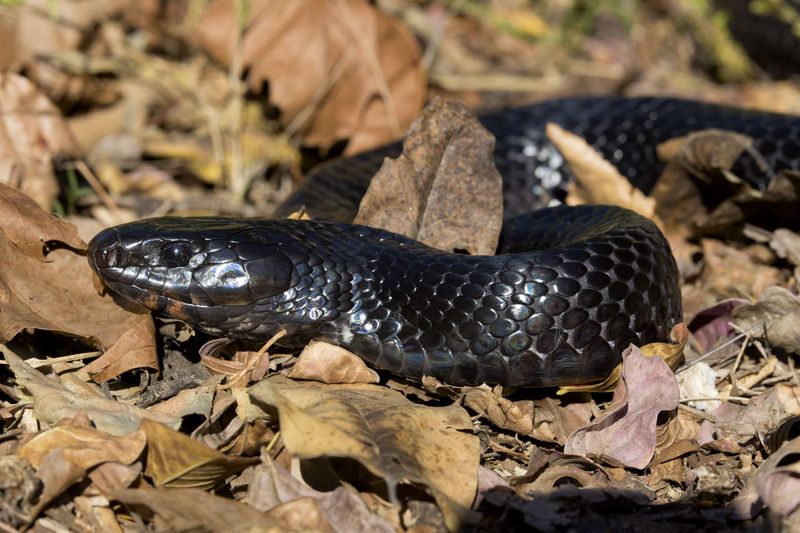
[110,487,286,532]
[18,425,146,470]
[249,376,480,531]
[715,384,800,444]
[287,340,380,384]
[247,455,394,533]
[564,344,680,469]
[0,72,80,209]
[701,239,785,300]
[770,228,800,267]
[732,436,800,520]
[195,0,426,154]
[732,286,800,354]
[355,98,503,255]
[547,122,659,224]
[4,348,180,435]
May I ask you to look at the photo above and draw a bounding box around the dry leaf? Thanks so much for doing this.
[110,487,286,532]
[547,122,659,225]
[247,455,394,533]
[732,436,800,519]
[0,183,149,349]
[732,286,800,354]
[355,98,503,255]
[714,384,800,445]
[700,239,785,300]
[18,425,146,470]
[4,348,180,435]
[287,340,380,384]
[195,0,426,154]
[462,385,534,435]
[140,418,256,490]
[564,344,680,469]
[77,314,158,383]
[0,72,80,209]
[249,376,480,531]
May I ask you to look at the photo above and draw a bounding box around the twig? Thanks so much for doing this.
[0,351,101,368]
[677,320,768,374]
[681,395,750,403]
[74,160,123,223]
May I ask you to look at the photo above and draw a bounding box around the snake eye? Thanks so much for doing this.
[162,242,193,268]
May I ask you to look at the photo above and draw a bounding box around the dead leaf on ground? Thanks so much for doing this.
[547,122,660,225]
[286,340,380,384]
[732,286,800,354]
[564,344,680,469]
[17,424,145,516]
[732,436,800,520]
[355,97,503,255]
[249,376,480,531]
[700,239,785,300]
[4,348,180,435]
[140,418,256,490]
[77,313,158,383]
[18,424,146,470]
[110,487,287,532]
[460,384,592,445]
[714,384,800,445]
[195,0,426,155]
[247,454,394,533]
[0,183,152,352]
[0,72,80,209]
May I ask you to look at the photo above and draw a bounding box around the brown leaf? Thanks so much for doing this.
[700,239,785,300]
[0,184,148,349]
[249,376,480,531]
[247,455,394,533]
[0,73,80,209]
[714,384,800,445]
[286,340,380,384]
[110,487,287,532]
[547,122,660,225]
[462,384,534,435]
[18,425,146,470]
[17,425,146,517]
[355,98,503,255]
[732,436,800,519]
[195,0,426,154]
[4,347,180,435]
[732,286,800,354]
[77,313,158,383]
[140,418,256,490]
[564,344,680,469]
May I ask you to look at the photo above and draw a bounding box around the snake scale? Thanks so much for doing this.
[88,97,800,387]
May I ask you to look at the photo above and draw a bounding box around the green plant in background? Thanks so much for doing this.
[751,0,800,36]
[53,166,93,217]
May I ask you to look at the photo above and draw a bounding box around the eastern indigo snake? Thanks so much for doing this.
[88,97,800,387]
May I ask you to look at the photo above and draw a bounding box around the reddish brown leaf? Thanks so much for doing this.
[355,98,503,255]
[195,0,426,154]
[0,184,147,349]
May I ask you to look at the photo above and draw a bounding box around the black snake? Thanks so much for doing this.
[88,97,800,387]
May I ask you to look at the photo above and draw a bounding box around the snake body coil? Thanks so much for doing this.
[88,97,800,386]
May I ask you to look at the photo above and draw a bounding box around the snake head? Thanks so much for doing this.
[88,217,296,325]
